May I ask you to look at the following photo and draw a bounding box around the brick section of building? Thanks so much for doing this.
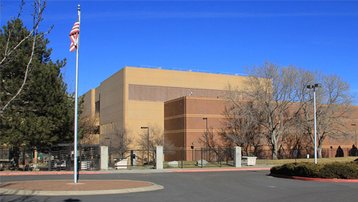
[164,96,358,159]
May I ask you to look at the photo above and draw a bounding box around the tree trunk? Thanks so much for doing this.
[317,146,322,158]
[272,143,278,160]
[11,146,20,169]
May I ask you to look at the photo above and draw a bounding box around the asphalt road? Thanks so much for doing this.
[1,171,357,202]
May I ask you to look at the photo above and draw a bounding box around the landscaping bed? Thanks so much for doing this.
[270,159,358,179]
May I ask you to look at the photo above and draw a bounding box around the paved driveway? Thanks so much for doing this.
[1,171,357,202]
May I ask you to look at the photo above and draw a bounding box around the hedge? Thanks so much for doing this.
[270,160,358,179]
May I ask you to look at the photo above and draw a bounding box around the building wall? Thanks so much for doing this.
[164,96,358,159]
[164,96,229,160]
[124,67,247,146]
[82,66,248,149]
[82,89,95,119]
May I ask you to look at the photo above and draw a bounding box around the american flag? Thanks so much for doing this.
[69,22,80,52]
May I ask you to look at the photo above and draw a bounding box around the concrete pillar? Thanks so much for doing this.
[156,146,163,170]
[234,146,242,168]
[100,146,108,170]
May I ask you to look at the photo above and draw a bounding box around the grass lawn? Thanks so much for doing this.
[162,157,357,169]
[256,157,357,166]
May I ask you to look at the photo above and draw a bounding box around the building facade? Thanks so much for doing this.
[83,66,358,159]
[82,66,248,149]
[164,96,358,159]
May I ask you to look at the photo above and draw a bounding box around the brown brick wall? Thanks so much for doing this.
[164,96,358,160]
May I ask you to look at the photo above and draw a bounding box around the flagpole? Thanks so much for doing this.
[74,4,80,184]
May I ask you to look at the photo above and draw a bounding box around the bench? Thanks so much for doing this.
[242,156,257,166]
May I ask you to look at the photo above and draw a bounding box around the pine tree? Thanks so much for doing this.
[0,19,73,165]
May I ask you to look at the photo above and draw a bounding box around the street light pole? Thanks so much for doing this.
[313,87,318,164]
[307,83,321,164]
[203,117,208,132]
[352,123,357,146]
[141,127,150,164]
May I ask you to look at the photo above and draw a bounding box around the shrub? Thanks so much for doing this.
[270,163,296,176]
[294,163,321,177]
[319,162,358,179]
[270,161,358,179]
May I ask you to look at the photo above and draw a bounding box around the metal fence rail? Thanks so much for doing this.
[163,148,234,168]
[1,144,357,171]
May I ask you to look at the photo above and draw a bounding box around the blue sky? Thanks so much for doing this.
[1,0,358,103]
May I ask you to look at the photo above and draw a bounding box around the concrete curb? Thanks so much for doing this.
[0,171,111,176]
[291,176,358,183]
[0,170,172,176]
[170,167,271,173]
[271,174,358,183]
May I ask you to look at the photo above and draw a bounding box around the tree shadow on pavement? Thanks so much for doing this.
[63,199,81,202]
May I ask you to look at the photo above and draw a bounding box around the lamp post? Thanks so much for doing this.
[191,143,194,161]
[141,127,150,164]
[307,83,321,164]
[352,123,357,146]
[203,117,208,132]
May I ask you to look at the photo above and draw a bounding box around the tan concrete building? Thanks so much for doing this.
[82,66,249,149]
[83,66,358,160]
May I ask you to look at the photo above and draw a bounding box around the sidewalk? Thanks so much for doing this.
[0,165,273,176]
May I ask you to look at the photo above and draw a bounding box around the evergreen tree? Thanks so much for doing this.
[0,19,73,164]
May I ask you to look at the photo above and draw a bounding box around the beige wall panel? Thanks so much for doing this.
[125,100,164,147]
[99,70,124,128]
[125,66,248,90]
[82,89,95,118]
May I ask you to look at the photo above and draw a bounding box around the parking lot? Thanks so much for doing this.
[1,170,358,202]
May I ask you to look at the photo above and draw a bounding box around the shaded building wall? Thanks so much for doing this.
[164,96,230,160]
[97,70,125,149]
[82,89,95,119]
[164,98,186,161]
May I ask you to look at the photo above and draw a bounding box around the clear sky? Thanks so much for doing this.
[1,0,358,104]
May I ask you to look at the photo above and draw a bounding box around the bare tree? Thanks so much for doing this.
[239,63,302,159]
[137,125,174,150]
[0,0,47,116]
[111,126,132,159]
[79,116,99,144]
[220,98,264,156]
[296,74,352,158]
[288,68,352,158]
[285,69,316,157]
[200,128,219,150]
[226,64,352,159]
